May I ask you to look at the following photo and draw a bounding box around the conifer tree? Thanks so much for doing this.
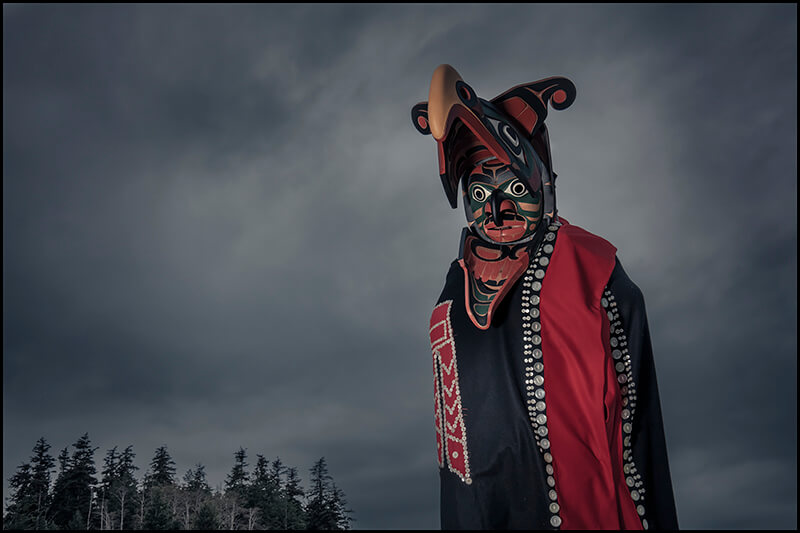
[184,463,211,495]
[139,446,178,529]
[28,438,56,530]
[49,433,98,529]
[147,446,176,489]
[283,467,306,530]
[221,447,251,530]
[98,446,119,529]
[4,462,34,529]
[5,438,58,529]
[248,454,282,528]
[225,447,250,497]
[259,457,288,529]
[305,457,353,530]
[100,447,119,489]
[56,447,69,475]
[269,457,286,497]
[48,447,69,527]
[330,483,354,530]
[112,445,139,530]
[178,463,212,529]
[306,457,336,530]
[96,445,140,530]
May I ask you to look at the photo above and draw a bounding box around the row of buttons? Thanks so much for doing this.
[521,224,562,529]
[602,289,649,530]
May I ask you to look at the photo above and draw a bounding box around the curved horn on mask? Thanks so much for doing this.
[492,77,575,225]
[491,77,576,138]
[411,102,431,135]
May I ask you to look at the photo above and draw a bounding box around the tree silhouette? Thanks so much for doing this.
[4,438,56,530]
[305,457,353,530]
[283,467,306,530]
[146,446,176,489]
[48,433,98,529]
[3,436,355,530]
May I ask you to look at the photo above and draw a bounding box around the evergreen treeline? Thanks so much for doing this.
[3,435,353,530]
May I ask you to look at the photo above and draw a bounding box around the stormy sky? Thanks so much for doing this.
[3,3,796,529]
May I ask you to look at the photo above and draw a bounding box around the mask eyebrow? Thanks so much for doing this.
[467,174,495,187]
[495,166,517,181]
[500,172,524,185]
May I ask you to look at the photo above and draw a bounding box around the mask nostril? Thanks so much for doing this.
[499,199,516,215]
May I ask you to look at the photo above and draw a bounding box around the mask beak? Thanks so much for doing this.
[490,190,507,227]
[427,64,513,208]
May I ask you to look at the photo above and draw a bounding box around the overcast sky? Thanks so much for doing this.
[3,3,797,529]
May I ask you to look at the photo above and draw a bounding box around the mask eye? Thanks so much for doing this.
[506,180,528,198]
[471,185,490,202]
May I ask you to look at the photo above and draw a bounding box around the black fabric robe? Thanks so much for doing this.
[429,223,679,530]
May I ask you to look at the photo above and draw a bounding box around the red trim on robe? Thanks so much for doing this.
[430,301,471,483]
[540,221,642,530]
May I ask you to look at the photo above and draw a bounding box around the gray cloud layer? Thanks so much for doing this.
[3,4,796,529]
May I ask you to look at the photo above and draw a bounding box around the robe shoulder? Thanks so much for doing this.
[556,220,618,264]
[542,220,618,311]
[607,256,646,310]
[435,259,462,306]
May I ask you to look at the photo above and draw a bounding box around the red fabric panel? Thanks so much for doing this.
[430,301,471,483]
[540,221,642,530]
[430,302,450,468]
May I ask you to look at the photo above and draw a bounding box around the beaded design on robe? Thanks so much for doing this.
[430,300,473,484]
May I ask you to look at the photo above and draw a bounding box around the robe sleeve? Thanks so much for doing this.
[606,257,680,530]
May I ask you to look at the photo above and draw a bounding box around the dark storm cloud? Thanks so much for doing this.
[3,3,796,529]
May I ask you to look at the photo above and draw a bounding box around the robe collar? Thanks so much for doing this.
[457,225,546,329]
